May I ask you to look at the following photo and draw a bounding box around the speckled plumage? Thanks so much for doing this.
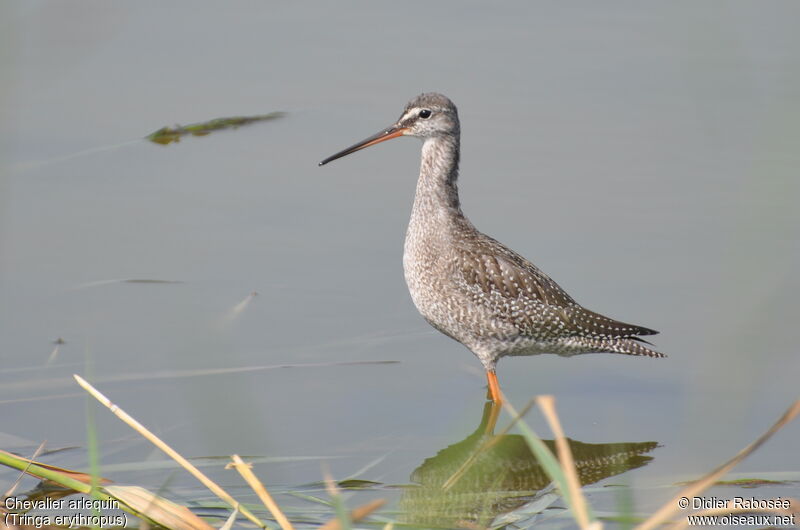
[321,93,664,396]
[400,93,664,369]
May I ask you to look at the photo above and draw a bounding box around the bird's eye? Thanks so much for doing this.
[418,109,432,119]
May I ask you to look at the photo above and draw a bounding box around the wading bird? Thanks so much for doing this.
[320,93,664,403]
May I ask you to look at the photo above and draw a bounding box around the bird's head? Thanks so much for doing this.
[319,92,459,166]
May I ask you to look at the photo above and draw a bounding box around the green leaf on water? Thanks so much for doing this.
[147,112,286,145]
[715,477,790,487]
[675,477,789,488]
[336,479,383,490]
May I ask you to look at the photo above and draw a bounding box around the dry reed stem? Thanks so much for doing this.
[636,399,800,530]
[3,441,46,498]
[318,499,387,530]
[228,454,295,530]
[104,485,214,530]
[442,399,535,491]
[218,509,237,530]
[73,374,266,529]
[501,397,599,529]
[536,395,596,530]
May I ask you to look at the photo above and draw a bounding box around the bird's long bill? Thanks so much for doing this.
[318,125,408,166]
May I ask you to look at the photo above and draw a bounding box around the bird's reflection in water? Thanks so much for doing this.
[400,401,658,528]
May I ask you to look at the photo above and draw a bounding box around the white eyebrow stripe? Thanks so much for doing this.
[401,108,420,121]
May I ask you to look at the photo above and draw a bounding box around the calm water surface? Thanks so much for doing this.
[2,1,798,527]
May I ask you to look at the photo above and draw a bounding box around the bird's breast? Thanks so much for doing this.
[402,217,453,316]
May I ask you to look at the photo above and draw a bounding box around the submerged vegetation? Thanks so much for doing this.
[4,106,798,528]
[1,374,797,528]
[146,113,285,145]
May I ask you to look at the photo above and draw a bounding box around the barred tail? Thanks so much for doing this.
[580,337,667,358]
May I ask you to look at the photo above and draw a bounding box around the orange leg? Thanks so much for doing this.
[483,400,501,434]
[486,370,503,404]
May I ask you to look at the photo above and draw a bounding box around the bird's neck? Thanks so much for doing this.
[411,135,463,221]
[404,135,467,283]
